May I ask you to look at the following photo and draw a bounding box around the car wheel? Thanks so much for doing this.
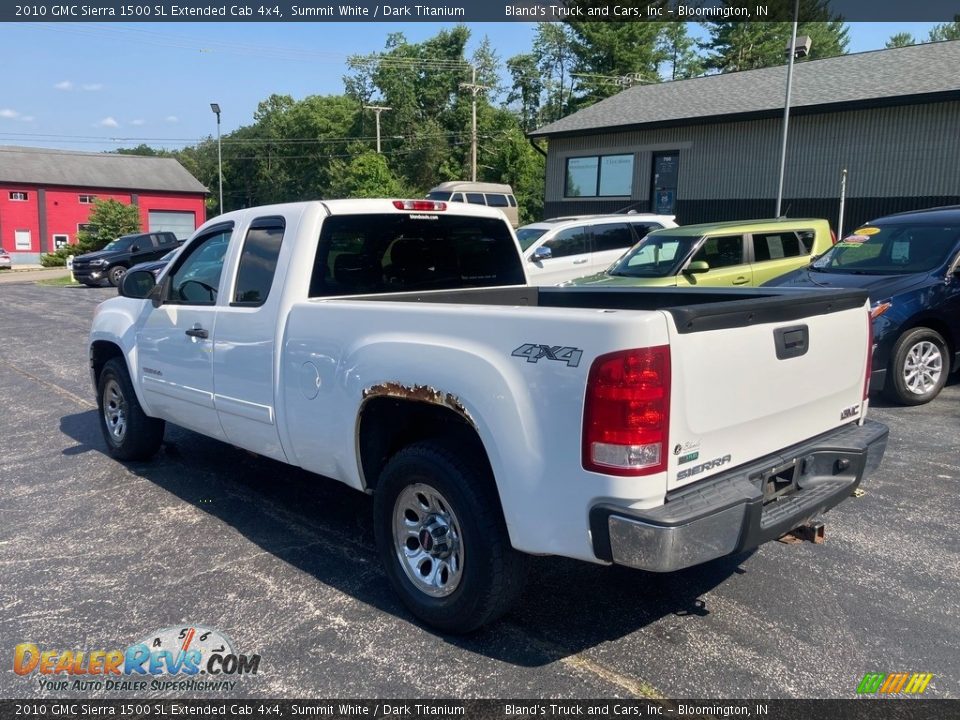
[373,440,526,633]
[97,358,165,460]
[883,327,950,406]
[108,265,127,287]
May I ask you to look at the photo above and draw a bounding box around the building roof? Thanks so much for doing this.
[530,41,960,138]
[0,146,208,194]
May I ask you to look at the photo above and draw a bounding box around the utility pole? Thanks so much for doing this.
[363,105,392,153]
[460,66,490,182]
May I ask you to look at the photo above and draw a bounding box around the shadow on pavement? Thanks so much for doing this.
[59,409,750,666]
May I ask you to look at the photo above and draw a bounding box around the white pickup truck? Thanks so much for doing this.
[89,199,888,632]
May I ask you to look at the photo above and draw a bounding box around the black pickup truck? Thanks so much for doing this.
[72,231,181,287]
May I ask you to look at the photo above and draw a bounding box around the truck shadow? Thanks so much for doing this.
[60,410,751,667]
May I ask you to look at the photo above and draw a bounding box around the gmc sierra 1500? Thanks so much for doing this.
[89,199,887,632]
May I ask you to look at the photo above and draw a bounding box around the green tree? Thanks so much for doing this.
[327,148,409,198]
[533,23,577,122]
[567,21,666,105]
[929,16,960,41]
[704,4,849,72]
[886,33,916,48]
[506,53,545,131]
[76,199,142,252]
[658,22,706,80]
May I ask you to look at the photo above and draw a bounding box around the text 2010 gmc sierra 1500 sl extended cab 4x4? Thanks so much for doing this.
[89,199,888,632]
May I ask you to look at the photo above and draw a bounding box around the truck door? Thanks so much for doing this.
[136,224,233,439]
[212,215,289,462]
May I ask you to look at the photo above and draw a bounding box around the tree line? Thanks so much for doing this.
[112,13,958,226]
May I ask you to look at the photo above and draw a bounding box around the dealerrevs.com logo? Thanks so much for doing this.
[13,626,261,692]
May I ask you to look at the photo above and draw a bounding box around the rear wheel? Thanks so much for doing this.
[373,440,526,633]
[97,358,165,460]
[108,265,127,287]
[883,327,949,405]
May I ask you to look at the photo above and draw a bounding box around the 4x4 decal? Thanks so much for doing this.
[511,343,583,368]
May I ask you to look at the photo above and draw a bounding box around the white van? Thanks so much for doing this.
[426,182,519,227]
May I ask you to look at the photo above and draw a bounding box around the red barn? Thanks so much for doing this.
[0,146,207,264]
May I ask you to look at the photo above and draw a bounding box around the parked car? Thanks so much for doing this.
[72,231,181,287]
[765,206,960,405]
[517,214,677,285]
[568,218,835,288]
[0,247,11,270]
[426,182,519,227]
[90,198,887,632]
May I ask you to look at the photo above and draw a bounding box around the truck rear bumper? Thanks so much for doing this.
[590,419,888,573]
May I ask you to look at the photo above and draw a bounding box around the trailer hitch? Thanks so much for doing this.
[778,520,825,545]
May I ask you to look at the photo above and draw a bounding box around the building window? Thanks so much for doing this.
[53,234,70,249]
[9,191,28,201]
[78,223,98,235]
[79,195,97,204]
[564,154,634,198]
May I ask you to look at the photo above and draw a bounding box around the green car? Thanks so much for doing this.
[569,218,836,288]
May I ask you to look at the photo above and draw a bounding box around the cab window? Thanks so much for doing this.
[233,217,285,306]
[465,193,486,205]
[166,228,232,305]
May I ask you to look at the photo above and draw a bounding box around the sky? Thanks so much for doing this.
[0,21,944,153]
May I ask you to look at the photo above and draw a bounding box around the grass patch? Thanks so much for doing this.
[37,275,84,287]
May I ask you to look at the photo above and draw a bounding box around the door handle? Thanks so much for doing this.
[185,326,209,339]
[733,277,749,285]
[573,258,589,264]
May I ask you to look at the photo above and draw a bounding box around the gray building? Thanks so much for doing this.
[529,41,960,233]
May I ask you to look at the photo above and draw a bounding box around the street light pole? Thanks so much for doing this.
[363,105,392,153]
[774,0,801,218]
[210,103,223,214]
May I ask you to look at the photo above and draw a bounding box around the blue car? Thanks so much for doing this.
[765,206,960,405]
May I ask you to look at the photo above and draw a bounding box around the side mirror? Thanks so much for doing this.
[119,269,156,299]
[531,246,553,262]
[685,260,710,274]
[130,244,140,253]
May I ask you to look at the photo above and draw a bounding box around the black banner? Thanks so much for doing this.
[0,700,955,720]
[3,0,960,23]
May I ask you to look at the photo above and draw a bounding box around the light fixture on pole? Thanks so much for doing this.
[210,103,223,214]
[774,0,811,218]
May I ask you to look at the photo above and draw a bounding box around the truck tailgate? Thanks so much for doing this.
[663,292,870,490]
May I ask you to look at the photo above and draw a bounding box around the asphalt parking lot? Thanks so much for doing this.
[1,280,958,700]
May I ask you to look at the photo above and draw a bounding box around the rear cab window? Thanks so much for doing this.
[309,214,525,297]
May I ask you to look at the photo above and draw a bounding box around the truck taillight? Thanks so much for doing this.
[583,346,670,476]
[393,200,446,212]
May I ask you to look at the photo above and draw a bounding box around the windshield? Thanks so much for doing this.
[811,224,960,275]
[516,227,549,251]
[101,237,132,252]
[608,233,701,277]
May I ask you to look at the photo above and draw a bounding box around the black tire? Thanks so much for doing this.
[107,265,127,287]
[883,327,950,406]
[373,440,527,633]
[97,358,165,460]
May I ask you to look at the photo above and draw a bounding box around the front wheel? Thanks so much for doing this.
[883,327,950,405]
[373,440,526,633]
[108,265,127,287]
[97,358,165,460]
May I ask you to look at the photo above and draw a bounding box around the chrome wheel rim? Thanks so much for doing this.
[102,378,127,443]
[392,483,464,597]
[903,340,942,395]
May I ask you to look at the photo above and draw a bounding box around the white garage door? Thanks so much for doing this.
[148,211,196,240]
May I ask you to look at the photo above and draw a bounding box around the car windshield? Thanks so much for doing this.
[607,233,700,277]
[101,237,132,252]
[811,224,960,275]
[516,227,549,251]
